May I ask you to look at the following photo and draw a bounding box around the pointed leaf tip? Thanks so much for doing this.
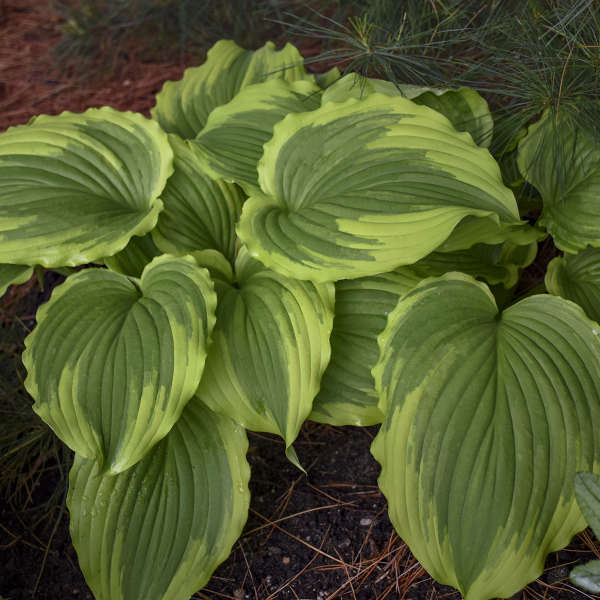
[195,247,334,458]
[372,274,600,599]
[68,401,250,600]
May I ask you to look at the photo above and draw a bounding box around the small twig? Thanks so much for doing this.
[333,547,357,600]
[306,481,345,504]
[33,505,64,596]
[0,522,20,549]
[250,509,348,568]
[265,524,332,600]
[237,541,259,600]
[195,588,236,600]
[243,501,356,537]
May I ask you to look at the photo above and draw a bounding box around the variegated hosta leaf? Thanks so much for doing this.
[193,79,321,194]
[152,40,308,140]
[320,73,400,103]
[0,107,172,267]
[68,399,250,600]
[499,240,538,269]
[0,264,33,297]
[571,561,600,594]
[104,233,162,278]
[310,268,422,427]
[23,255,217,473]
[414,241,537,288]
[153,135,244,261]
[192,249,235,283]
[371,273,600,600]
[575,471,600,537]
[545,247,600,323]
[321,73,493,147]
[238,94,527,282]
[402,84,493,148]
[518,111,600,252]
[438,213,544,253]
[195,247,334,462]
[315,66,341,89]
[310,241,536,427]
[571,472,600,593]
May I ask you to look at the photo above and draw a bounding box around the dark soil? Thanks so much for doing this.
[1,2,600,600]
[2,412,600,600]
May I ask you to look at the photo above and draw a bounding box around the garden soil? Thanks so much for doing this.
[1,2,599,599]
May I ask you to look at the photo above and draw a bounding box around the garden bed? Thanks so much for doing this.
[1,2,600,600]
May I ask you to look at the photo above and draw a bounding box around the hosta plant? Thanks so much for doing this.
[4,37,600,600]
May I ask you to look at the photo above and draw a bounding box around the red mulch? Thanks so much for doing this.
[0,0,342,134]
[0,0,191,132]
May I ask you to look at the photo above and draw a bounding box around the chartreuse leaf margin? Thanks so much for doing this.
[310,268,422,426]
[193,78,321,194]
[104,233,162,278]
[68,399,250,600]
[153,134,244,261]
[238,94,529,282]
[0,264,33,297]
[322,73,494,147]
[372,273,600,600]
[195,246,334,466]
[0,107,172,268]
[310,241,536,428]
[151,40,308,140]
[23,254,217,474]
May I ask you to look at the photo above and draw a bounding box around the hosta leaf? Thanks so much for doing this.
[438,213,544,253]
[0,107,172,267]
[152,40,307,140]
[371,273,600,600]
[571,473,600,596]
[104,233,162,278]
[68,399,250,600]
[322,74,493,147]
[192,249,235,283]
[23,255,217,473]
[193,79,321,194]
[195,247,334,462]
[402,84,493,148]
[310,268,422,426]
[0,264,33,297]
[571,561,600,594]
[575,471,600,537]
[310,241,536,427]
[238,94,527,282]
[498,127,528,190]
[500,147,525,191]
[153,135,244,261]
[499,240,539,269]
[518,111,600,252]
[414,241,537,288]
[545,247,600,323]
[315,66,341,89]
[320,73,399,103]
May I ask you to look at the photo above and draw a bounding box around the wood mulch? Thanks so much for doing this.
[0,0,190,132]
